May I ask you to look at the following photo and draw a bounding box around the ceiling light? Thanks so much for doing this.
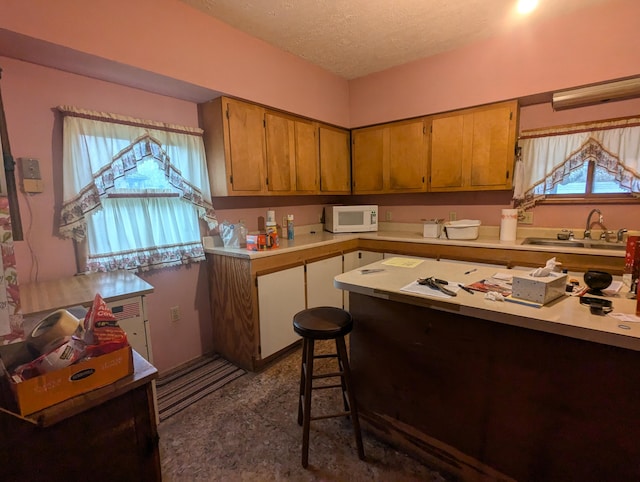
[517,0,538,14]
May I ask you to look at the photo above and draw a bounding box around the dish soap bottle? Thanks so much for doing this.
[287,214,294,240]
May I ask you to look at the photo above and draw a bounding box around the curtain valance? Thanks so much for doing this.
[58,106,217,240]
[514,116,640,207]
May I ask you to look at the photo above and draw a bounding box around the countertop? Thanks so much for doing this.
[335,256,639,351]
[204,223,628,260]
[20,270,154,317]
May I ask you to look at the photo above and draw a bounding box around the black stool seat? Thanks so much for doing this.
[293,306,365,468]
[293,306,353,339]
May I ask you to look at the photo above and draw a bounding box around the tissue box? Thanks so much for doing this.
[512,272,567,305]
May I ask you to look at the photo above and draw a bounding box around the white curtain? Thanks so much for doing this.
[514,117,640,207]
[58,106,218,272]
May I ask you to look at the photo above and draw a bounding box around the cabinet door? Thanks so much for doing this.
[294,119,319,193]
[257,265,306,359]
[306,255,344,308]
[319,126,351,193]
[469,102,517,189]
[265,112,295,193]
[430,114,467,189]
[430,101,518,192]
[352,127,384,193]
[226,98,266,193]
[388,119,428,191]
[342,251,384,310]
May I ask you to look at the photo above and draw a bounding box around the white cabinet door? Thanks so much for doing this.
[343,251,384,310]
[258,265,306,359]
[306,255,344,309]
[344,250,384,271]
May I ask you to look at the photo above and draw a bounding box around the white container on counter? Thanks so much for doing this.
[422,219,443,238]
[443,219,481,240]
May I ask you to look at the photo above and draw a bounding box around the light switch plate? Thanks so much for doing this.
[19,158,41,180]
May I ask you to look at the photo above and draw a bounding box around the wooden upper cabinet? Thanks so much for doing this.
[265,111,296,193]
[198,96,267,196]
[352,118,428,194]
[388,119,428,192]
[265,112,320,194]
[319,125,351,194]
[199,97,324,196]
[294,119,319,193]
[352,126,384,193]
[430,100,518,192]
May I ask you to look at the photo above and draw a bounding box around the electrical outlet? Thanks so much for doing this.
[386,211,392,221]
[519,211,534,225]
[449,211,457,222]
[169,305,181,322]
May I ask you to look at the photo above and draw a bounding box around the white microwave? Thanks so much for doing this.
[324,205,378,233]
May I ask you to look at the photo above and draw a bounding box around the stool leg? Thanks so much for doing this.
[301,338,315,468]
[335,338,350,413]
[336,336,365,461]
[297,337,308,426]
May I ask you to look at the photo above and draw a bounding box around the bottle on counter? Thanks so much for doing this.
[287,214,294,240]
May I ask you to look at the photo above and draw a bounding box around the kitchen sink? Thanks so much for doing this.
[521,237,626,251]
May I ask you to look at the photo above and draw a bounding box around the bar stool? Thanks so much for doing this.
[293,306,365,468]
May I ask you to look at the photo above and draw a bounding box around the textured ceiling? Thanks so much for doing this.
[181,0,611,79]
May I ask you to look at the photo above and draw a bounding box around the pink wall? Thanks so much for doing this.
[0,0,350,126]
[1,57,212,372]
[349,0,640,126]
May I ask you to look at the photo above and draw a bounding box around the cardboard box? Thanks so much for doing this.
[2,345,133,416]
[512,272,567,305]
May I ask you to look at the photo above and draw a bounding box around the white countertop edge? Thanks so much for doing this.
[334,258,640,351]
[204,228,626,259]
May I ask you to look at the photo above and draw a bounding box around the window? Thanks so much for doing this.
[58,106,217,273]
[514,117,640,208]
[545,161,629,195]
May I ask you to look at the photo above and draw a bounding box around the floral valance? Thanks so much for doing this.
[514,116,640,208]
[57,106,217,240]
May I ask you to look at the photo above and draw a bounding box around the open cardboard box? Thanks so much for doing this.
[0,342,133,416]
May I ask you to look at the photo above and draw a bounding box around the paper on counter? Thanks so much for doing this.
[602,280,623,296]
[400,280,461,298]
[609,313,640,323]
[382,257,425,268]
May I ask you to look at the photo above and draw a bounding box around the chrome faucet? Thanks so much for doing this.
[617,228,628,242]
[583,209,603,239]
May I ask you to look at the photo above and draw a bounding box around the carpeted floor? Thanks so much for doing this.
[158,341,452,481]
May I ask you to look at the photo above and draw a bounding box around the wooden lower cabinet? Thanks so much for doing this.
[207,243,358,371]
[349,291,640,481]
[0,352,160,481]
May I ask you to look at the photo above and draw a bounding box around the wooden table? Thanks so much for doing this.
[335,257,640,481]
[0,350,161,481]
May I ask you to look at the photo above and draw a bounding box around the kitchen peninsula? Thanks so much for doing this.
[334,258,639,482]
[205,225,628,371]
